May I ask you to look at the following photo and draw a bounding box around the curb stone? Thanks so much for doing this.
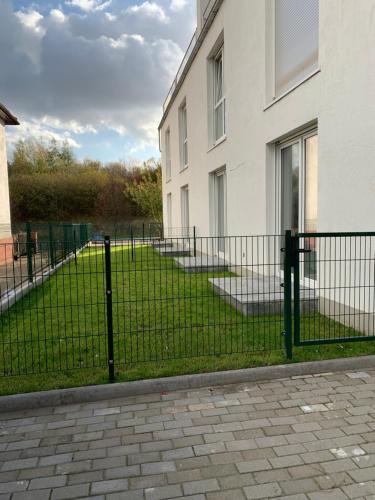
[1,355,375,413]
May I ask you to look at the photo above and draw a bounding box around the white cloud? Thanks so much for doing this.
[15,9,45,35]
[66,0,112,13]
[102,33,145,49]
[0,0,195,159]
[7,119,81,150]
[127,2,170,23]
[50,9,66,23]
[40,116,97,134]
[170,0,187,12]
[105,12,117,21]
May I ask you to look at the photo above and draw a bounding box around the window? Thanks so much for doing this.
[275,0,319,96]
[179,101,188,170]
[277,130,318,280]
[166,193,172,236]
[210,168,227,255]
[165,128,171,181]
[180,186,190,237]
[213,47,225,142]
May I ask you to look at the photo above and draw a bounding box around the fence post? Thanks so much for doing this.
[73,231,77,265]
[293,235,301,346]
[193,226,197,258]
[130,227,134,262]
[104,236,115,382]
[283,230,293,360]
[48,223,55,269]
[26,222,33,283]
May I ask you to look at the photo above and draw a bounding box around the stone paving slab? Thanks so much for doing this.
[157,246,190,257]
[209,276,318,315]
[2,369,375,498]
[174,257,228,273]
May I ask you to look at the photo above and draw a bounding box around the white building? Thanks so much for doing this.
[159,0,375,332]
[0,103,19,260]
[159,0,375,240]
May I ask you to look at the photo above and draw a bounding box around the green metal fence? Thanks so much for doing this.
[288,231,375,350]
[0,230,374,381]
[12,223,92,281]
[0,234,285,378]
[92,222,164,242]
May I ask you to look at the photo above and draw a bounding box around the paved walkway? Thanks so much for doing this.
[1,369,375,499]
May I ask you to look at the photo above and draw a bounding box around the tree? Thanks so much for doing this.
[8,138,162,224]
[10,138,75,175]
[125,161,163,222]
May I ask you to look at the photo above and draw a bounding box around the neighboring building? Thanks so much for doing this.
[0,103,19,261]
[159,0,375,241]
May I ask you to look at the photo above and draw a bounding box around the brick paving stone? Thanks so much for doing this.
[39,453,73,466]
[206,489,246,500]
[106,490,143,500]
[200,464,237,479]
[280,478,318,495]
[167,469,202,484]
[244,482,282,499]
[3,368,375,500]
[0,480,28,494]
[1,458,38,472]
[12,490,51,500]
[308,489,350,499]
[51,484,90,499]
[141,461,176,475]
[183,478,219,495]
[162,447,194,460]
[29,475,67,489]
[91,479,129,494]
[104,465,140,480]
[237,459,271,473]
[144,484,182,500]
[129,474,166,490]
[225,439,257,451]
[314,471,352,490]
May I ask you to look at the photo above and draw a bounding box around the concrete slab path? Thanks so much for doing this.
[1,368,375,499]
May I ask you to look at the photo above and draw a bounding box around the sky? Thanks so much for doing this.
[0,0,196,162]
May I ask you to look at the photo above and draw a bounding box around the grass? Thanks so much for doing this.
[1,243,374,396]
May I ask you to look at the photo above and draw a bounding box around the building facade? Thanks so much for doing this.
[159,0,375,241]
[0,103,19,260]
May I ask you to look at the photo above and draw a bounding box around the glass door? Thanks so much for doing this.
[278,130,318,281]
[281,141,300,236]
[180,186,189,238]
[303,133,318,281]
[166,193,172,237]
[212,169,227,257]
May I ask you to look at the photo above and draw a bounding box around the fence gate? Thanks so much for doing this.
[284,230,375,353]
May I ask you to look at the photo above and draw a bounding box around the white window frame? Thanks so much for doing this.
[210,167,227,257]
[165,128,171,181]
[166,193,172,237]
[276,127,318,287]
[180,185,190,237]
[179,101,188,171]
[213,46,226,144]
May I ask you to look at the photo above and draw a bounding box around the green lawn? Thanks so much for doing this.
[1,244,374,396]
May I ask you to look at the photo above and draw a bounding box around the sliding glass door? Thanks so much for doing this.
[180,186,189,238]
[278,130,318,281]
[211,169,227,256]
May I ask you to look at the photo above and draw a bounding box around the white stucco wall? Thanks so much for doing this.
[160,0,375,238]
[0,118,12,239]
